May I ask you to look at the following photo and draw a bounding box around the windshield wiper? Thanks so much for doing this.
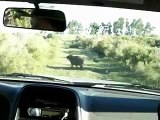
[0,73,72,84]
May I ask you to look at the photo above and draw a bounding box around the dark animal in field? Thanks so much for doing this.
[66,55,84,69]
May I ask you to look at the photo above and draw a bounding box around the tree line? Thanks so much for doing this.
[67,17,155,36]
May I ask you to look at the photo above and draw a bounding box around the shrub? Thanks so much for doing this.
[70,36,94,49]
[93,36,121,58]
[0,32,60,74]
[121,44,156,68]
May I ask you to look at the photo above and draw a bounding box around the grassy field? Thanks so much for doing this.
[44,35,144,84]
[0,33,157,86]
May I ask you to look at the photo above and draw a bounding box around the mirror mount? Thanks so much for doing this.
[34,3,40,10]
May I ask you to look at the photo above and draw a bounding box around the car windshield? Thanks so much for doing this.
[0,1,160,89]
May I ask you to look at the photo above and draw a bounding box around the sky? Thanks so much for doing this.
[0,1,160,35]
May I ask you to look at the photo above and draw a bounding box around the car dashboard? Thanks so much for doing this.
[0,81,160,120]
[15,85,78,120]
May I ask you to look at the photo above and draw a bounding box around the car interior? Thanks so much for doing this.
[0,0,160,120]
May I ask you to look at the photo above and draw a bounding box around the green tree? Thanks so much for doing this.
[101,22,107,35]
[113,17,125,35]
[135,18,144,35]
[107,22,112,35]
[118,17,125,34]
[113,21,119,35]
[125,19,131,35]
[77,23,83,34]
[101,22,112,35]
[68,20,83,34]
[143,22,155,35]
[90,22,100,35]
[125,19,155,35]
[129,19,136,35]
[68,20,78,34]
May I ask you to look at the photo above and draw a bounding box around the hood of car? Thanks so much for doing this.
[50,75,131,85]
[0,73,130,85]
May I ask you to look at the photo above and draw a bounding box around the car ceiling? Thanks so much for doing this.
[0,0,160,12]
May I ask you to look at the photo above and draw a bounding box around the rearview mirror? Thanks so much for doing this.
[3,8,66,32]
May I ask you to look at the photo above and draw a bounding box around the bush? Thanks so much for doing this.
[121,44,156,68]
[93,36,121,58]
[0,32,60,74]
[0,49,39,73]
[70,36,94,49]
[135,63,160,88]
